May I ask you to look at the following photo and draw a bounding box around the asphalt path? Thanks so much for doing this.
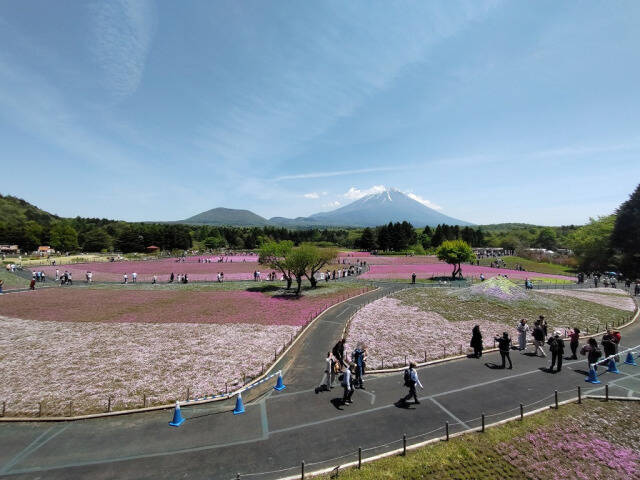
[1,285,639,480]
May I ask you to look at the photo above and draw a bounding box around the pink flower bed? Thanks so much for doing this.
[35,258,269,282]
[343,255,442,265]
[345,297,518,368]
[497,424,640,479]
[0,315,297,416]
[362,263,575,281]
[0,287,368,326]
[540,290,636,312]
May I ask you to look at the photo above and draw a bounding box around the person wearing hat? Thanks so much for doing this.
[402,362,424,404]
[547,330,565,372]
[494,332,513,369]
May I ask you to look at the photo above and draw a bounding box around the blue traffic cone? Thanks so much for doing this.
[624,352,637,366]
[233,393,245,415]
[585,368,600,384]
[607,358,620,374]
[169,401,185,427]
[274,372,286,391]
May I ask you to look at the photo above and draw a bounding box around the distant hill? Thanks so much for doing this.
[181,207,269,226]
[276,188,472,227]
[0,194,59,226]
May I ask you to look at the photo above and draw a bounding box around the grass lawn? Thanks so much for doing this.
[317,400,640,479]
[393,286,630,332]
[477,256,574,276]
[0,270,29,290]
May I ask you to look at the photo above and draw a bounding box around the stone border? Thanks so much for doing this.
[0,286,378,422]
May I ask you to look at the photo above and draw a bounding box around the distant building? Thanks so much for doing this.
[37,246,55,255]
[146,245,160,253]
[0,245,19,254]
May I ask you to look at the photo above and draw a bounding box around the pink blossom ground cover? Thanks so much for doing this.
[0,316,297,416]
[361,263,575,281]
[540,289,637,312]
[0,286,367,325]
[345,297,518,368]
[343,255,442,265]
[496,401,640,479]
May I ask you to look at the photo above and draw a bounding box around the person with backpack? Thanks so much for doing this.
[402,362,423,404]
[547,331,565,372]
[341,364,355,405]
[352,344,367,389]
[612,330,621,361]
[568,327,580,360]
[531,320,546,357]
[470,325,483,358]
[601,330,617,359]
[581,338,602,372]
[494,332,513,369]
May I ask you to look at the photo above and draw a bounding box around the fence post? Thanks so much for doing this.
[459,345,463,355]
[443,346,446,358]
[358,447,362,469]
[404,355,407,366]
[1,401,5,417]
[445,421,449,441]
[520,403,523,420]
[578,386,581,404]
[424,350,427,362]
[381,358,384,369]
[605,384,609,401]
[554,390,558,409]
[186,387,190,401]
[403,433,407,455]
[481,413,485,432]
[301,460,305,479]
[107,396,112,413]
[275,349,277,360]
[143,394,147,408]
[493,339,496,348]
[68,401,73,417]
[226,383,228,396]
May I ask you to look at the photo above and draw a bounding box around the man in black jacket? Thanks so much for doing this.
[547,331,565,372]
[531,320,546,357]
[494,332,513,369]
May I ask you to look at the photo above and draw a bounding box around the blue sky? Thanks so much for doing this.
[1,1,639,225]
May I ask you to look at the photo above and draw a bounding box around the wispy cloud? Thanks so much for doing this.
[303,192,320,199]
[275,166,399,181]
[406,192,442,210]
[343,185,387,200]
[323,201,341,208]
[88,0,155,98]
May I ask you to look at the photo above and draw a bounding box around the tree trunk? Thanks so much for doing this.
[295,276,302,296]
[286,276,292,289]
[309,275,317,288]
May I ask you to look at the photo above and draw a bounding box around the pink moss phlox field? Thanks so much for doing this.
[345,297,518,368]
[36,258,266,282]
[0,316,297,416]
[362,263,574,280]
[0,287,366,325]
[496,424,640,480]
[541,289,636,312]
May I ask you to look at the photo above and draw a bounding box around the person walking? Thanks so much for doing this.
[494,332,513,369]
[402,362,423,404]
[531,320,546,357]
[0,278,4,294]
[411,272,416,284]
[315,352,335,393]
[169,272,174,283]
[29,278,36,290]
[547,331,565,372]
[540,316,548,339]
[332,338,346,369]
[568,327,580,360]
[341,364,355,405]
[470,325,483,358]
[601,329,617,362]
[516,319,529,351]
[581,338,602,372]
[352,344,366,389]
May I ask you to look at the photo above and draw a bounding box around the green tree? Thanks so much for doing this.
[567,215,615,272]
[49,222,79,252]
[358,227,377,251]
[259,240,294,289]
[204,234,227,249]
[611,184,640,278]
[436,239,475,279]
[534,227,558,250]
[301,244,338,288]
[286,246,314,295]
[82,227,112,252]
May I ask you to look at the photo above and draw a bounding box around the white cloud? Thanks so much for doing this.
[274,167,399,181]
[343,185,387,200]
[406,192,443,210]
[323,201,341,208]
[89,0,156,98]
[303,192,320,199]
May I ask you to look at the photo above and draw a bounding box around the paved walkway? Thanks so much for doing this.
[1,285,639,480]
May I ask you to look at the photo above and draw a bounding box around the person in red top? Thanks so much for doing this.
[568,327,581,360]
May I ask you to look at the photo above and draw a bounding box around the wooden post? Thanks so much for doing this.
[226,383,228,396]
[578,386,581,404]
[1,401,5,417]
[402,433,407,455]
[107,396,112,413]
[443,346,446,358]
[186,387,190,401]
[404,355,407,366]
[554,390,558,409]
[520,403,523,420]
[275,348,277,360]
[605,384,609,401]
[424,350,427,362]
[143,394,147,408]
[301,460,305,479]
[68,401,73,417]
[358,447,362,469]
[38,402,42,417]
[381,358,384,369]
[445,421,449,441]
[481,413,485,432]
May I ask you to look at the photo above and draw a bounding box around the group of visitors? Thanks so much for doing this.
[122,272,138,284]
[470,316,622,374]
[31,271,46,283]
[316,338,368,406]
[57,270,73,285]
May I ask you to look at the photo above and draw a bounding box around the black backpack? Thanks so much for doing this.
[403,369,413,387]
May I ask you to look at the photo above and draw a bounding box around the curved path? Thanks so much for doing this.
[1,284,639,479]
